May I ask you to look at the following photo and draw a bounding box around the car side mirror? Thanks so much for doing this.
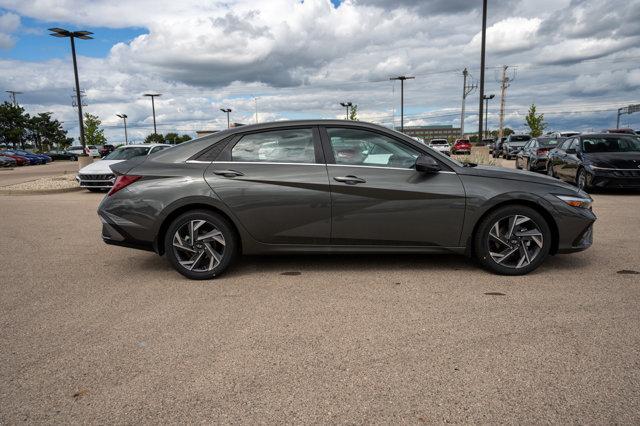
[415,155,441,173]
[565,148,577,154]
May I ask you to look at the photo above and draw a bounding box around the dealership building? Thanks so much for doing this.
[398,125,461,141]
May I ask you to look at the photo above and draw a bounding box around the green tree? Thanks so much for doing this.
[349,104,359,121]
[525,104,546,137]
[0,102,28,148]
[27,112,69,152]
[489,127,514,138]
[144,133,165,144]
[159,132,192,144]
[84,113,107,147]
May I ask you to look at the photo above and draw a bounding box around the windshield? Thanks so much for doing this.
[582,136,640,153]
[104,146,150,160]
[537,138,561,147]
[509,135,531,142]
[509,141,528,146]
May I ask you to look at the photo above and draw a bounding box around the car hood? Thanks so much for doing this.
[78,160,124,174]
[458,165,578,190]
[584,152,640,169]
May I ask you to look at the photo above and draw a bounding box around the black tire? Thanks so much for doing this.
[576,167,590,191]
[474,205,552,275]
[526,159,533,172]
[547,163,555,178]
[515,158,522,169]
[164,210,238,280]
[87,188,104,192]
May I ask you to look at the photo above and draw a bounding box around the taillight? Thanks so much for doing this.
[537,148,550,156]
[108,175,141,196]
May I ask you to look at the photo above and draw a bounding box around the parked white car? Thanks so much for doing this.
[68,145,101,157]
[428,139,451,156]
[76,144,172,191]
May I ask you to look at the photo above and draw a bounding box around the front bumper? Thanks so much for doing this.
[552,199,596,254]
[588,168,640,189]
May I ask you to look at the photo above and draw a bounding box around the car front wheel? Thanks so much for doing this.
[474,205,551,275]
[164,210,238,280]
[576,168,591,191]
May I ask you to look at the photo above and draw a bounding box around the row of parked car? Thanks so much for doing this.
[491,131,640,190]
[425,138,471,156]
[0,149,54,167]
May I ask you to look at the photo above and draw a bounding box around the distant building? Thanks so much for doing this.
[195,123,245,139]
[398,125,461,141]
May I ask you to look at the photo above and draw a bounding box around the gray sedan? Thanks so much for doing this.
[98,120,595,279]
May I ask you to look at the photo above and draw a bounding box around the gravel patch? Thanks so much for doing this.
[0,174,80,193]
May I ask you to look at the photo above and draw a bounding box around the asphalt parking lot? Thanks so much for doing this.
[1,175,639,422]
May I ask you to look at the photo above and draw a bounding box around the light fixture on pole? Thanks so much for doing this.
[220,108,232,128]
[116,114,128,145]
[482,94,495,139]
[144,93,161,134]
[5,90,22,106]
[48,27,93,149]
[340,102,353,120]
[389,76,414,133]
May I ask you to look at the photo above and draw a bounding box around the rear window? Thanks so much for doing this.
[536,138,560,147]
[510,135,531,142]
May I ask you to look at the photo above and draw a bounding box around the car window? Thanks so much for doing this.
[569,139,579,150]
[326,128,419,169]
[231,129,316,163]
[581,136,640,153]
[149,146,169,154]
[103,147,150,160]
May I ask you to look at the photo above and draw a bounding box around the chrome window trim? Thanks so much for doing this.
[186,160,456,174]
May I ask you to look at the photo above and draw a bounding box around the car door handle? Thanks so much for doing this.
[334,175,366,184]
[212,169,244,177]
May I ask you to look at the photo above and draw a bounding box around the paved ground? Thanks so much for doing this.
[1,177,639,423]
[0,160,80,187]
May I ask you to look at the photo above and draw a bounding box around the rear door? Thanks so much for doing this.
[320,126,466,248]
[204,126,331,245]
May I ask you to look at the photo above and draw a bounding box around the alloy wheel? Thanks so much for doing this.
[172,220,226,272]
[488,214,544,269]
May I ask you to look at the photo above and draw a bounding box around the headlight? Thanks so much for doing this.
[554,194,592,209]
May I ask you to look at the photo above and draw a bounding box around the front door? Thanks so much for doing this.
[204,127,331,244]
[321,127,466,248]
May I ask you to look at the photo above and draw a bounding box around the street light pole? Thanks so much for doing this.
[389,76,414,133]
[144,93,161,134]
[340,101,352,120]
[116,114,128,145]
[483,94,495,139]
[220,108,232,128]
[477,0,488,142]
[49,28,93,149]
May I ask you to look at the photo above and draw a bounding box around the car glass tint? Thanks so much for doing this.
[231,129,315,163]
[103,147,150,160]
[327,128,419,168]
[581,136,640,153]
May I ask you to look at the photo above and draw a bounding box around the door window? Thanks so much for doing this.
[231,129,316,163]
[326,128,419,169]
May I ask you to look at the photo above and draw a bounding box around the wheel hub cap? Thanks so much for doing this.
[172,220,226,272]
[488,214,543,269]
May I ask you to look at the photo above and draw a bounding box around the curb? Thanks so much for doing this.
[0,186,83,196]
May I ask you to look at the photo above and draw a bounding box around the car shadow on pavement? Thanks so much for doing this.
[135,250,590,279]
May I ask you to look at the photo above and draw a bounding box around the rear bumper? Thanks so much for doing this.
[99,213,154,252]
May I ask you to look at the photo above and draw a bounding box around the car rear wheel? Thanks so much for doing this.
[164,210,238,280]
[474,205,551,275]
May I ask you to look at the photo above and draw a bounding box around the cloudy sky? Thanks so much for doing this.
[0,0,639,143]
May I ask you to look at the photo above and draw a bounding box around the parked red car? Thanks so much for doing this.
[99,144,115,157]
[0,151,29,166]
[452,139,471,155]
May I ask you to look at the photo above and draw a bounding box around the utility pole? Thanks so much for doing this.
[389,76,414,133]
[340,101,352,120]
[477,0,488,143]
[460,68,477,137]
[5,90,22,106]
[497,65,516,139]
[144,93,161,134]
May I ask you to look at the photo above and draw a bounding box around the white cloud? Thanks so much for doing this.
[0,12,20,48]
[467,17,541,55]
